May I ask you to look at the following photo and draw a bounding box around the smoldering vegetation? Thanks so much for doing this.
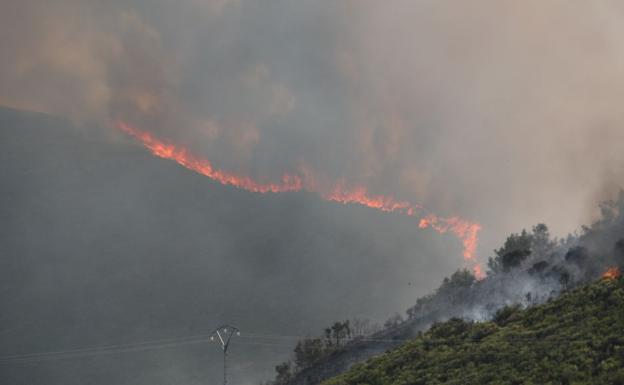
[265,193,624,385]
[463,195,624,321]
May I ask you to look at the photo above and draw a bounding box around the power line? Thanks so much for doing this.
[0,333,215,362]
[0,332,405,364]
[0,339,295,365]
[207,325,239,385]
[0,333,296,365]
[0,328,615,365]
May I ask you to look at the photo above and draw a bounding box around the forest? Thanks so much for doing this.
[265,192,624,384]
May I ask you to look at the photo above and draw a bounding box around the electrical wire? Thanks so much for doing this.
[0,327,615,365]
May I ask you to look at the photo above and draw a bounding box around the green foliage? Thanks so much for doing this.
[294,338,325,369]
[437,269,476,303]
[269,319,357,383]
[406,268,476,321]
[323,276,624,385]
[488,228,533,273]
[274,361,293,385]
[487,224,557,274]
[492,304,522,326]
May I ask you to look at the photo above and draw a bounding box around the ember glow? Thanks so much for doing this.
[117,121,483,273]
[602,266,621,280]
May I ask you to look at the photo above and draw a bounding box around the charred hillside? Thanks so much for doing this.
[324,274,624,385]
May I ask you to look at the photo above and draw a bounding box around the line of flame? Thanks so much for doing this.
[117,121,483,277]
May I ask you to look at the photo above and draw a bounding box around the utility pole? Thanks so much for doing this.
[209,325,240,385]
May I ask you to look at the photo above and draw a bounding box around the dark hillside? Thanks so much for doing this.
[0,107,456,385]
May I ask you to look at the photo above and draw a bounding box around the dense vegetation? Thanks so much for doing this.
[264,193,624,385]
[323,274,624,385]
[270,320,369,384]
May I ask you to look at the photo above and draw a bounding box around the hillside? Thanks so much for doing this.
[0,107,461,384]
[323,275,624,385]
[267,194,624,385]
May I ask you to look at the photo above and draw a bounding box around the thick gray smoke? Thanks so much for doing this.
[405,194,624,326]
[2,1,624,254]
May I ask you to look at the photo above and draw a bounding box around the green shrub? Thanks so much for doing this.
[323,277,624,385]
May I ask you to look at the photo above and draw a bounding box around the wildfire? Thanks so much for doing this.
[602,266,621,280]
[324,182,416,213]
[117,121,483,273]
[418,214,482,262]
[117,122,303,193]
[472,265,485,280]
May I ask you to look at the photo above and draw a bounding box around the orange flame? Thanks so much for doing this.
[324,181,417,213]
[117,122,302,193]
[602,266,621,280]
[472,265,485,280]
[418,214,482,262]
[117,121,482,270]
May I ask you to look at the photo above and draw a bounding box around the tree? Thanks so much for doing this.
[274,361,293,385]
[407,294,434,320]
[384,313,403,329]
[559,270,571,292]
[330,321,350,346]
[531,223,555,259]
[437,269,476,304]
[294,338,324,369]
[488,229,533,274]
[324,327,332,347]
[501,249,531,272]
[564,246,589,267]
[350,318,371,338]
[528,260,549,276]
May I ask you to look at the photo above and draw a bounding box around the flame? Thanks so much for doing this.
[472,265,485,280]
[418,214,482,262]
[324,181,417,213]
[117,122,302,193]
[602,266,621,280]
[117,121,482,270]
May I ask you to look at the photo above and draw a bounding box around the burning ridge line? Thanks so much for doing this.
[116,121,483,277]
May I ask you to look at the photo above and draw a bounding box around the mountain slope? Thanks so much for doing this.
[0,107,461,385]
[271,200,624,385]
[323,275,624,385]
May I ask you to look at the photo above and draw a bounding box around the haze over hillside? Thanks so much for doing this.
[0,107,458,384]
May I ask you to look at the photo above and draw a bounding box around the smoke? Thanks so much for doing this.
[2,1,624,257]
[411,192,624,327]
[116,121,482,268]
